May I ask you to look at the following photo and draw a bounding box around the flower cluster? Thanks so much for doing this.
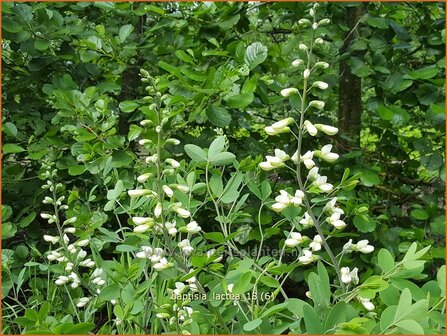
[40,161,105,310]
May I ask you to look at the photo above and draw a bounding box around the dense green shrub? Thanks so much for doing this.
[2,2,445,334]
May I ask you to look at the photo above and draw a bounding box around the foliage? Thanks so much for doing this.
[2,2,445,335]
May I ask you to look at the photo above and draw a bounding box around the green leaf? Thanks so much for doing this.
[106,180,124,200]
[226,92,254,109]
[99,283,121,301]
[206,106,232,127]
[378,248,395,273]
[406,66,439,80]
[65,322,96,334]
[359,169,381,186]
[119,101,140,113]
[303,304,323,334]
[68,165,85,176]
[232,271,252,294]
[209,152,235,166]
[410,209,429,220]
[3,122,18,138]
[243,318,262,331]
[437,265,445,297]
[244,42,268,69]
[119,24,134,42]
[395,320,424,334]
[324,301,347,331]
[208,136,226,159]
[184,144,207,162]
[3,143,26,154]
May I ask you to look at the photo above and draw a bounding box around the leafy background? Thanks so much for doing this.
[1,1,445,334]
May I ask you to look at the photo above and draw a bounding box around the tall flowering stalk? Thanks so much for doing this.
[126,70,230,334]
[39,161,106,317]
[261,4,374,303]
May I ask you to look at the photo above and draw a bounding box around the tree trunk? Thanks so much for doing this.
[338,5,365,150]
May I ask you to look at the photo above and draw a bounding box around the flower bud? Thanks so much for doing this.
[308,100,325,109]
[303,69,311,79]
[128,189,151,197]
[304,120,318,136]
[137,173,153,183]
[154,202,162,218]
[134,224,150,233]
[318,18,330,26]
[140,119,152,126]
[176,185,190,193]
[299,44,308,51]
[312,81,328,90]
[298,18,311,26]
[314,38,324,45]
[291,59,303,67]
[44,235,60,244]
[280,88,299,97]
[76,239,89,247]
[138,139,151,146]
[176,208,191,218]
[162,185,174,197]
[315,124,338,135]
[165,138,180,146]
[315,62,329,69]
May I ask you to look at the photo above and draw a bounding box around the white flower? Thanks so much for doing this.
[162,185,174,197]
[292,150,315,169]
[272,202,287,212]
[132,217,152,225]
[290,190,304,206]
[176,208,191,218]
[154,202,162,218]
[314,176,333,192]
[64,227,76,234]
[55,276,69,285]
[312,22,318,30]
[139,139,151,145]
[128,189,151,197]
[312,81,328,90]
[165,158,180,169]
[206,249,223,262]
[298,43,308,50]
[355,240,374,254]
[40,213,52,219]
[165,222,177,236]
[47,251,61,261]
[275,190,291,205]
[77,249,87,260]
[80,258,95,268]
[44,235,60,244]
[166,138,180,145]
[299,249,317,265]
[260,149,289,171]
[316,144,339,163]
[110,299,117,305]
[134,224,150,233]
[292,59,303,67]
[266,117,294,135]
[178,239,193,255]
[76,297,90,308]
[227,283,234,293]
[318,18,330,26]
[298,19,310,26]
[146,154,158,165]
[359,297,375,311]
[304,120,318,136]
[303,69,310,79]
[173,282,187,296]
[280,88,299,97]
[327,212,346,229]
[285,232,306,247]
[314,37,324,44]
[350,267,359,284]
[309,235,323,251]
[153,257,171,271]
[315,124,338,135]
[92,268,103,278]
[341,267,352,284]
[65,262,74,272]
[136,246,153,259]
[315,61,329,69]
[308,100,325,109]
[299,212,314,228]
[343,239,353,251]
[76,239,89,247]
[307,167,320,181]
[137,173,152,183]
[186,221,201,234]
[176,185,190,193]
